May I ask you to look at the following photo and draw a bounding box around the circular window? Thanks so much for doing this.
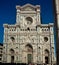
[26,17,33,25]
[44,37,48,42]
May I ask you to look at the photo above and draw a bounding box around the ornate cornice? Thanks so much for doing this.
[16,4,40,8]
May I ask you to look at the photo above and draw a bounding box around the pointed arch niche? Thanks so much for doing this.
[44,49,49,64]
[10,49,15,63]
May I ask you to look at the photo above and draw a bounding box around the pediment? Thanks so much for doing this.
[16,4,40,11]
[21,4,36,11]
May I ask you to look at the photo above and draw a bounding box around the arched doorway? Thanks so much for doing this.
[45,49,49,64]
[10,49,15,63]
[25,44,33,64]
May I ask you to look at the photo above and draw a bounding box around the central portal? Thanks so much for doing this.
[25,44,33,64]
[27,54,32,64]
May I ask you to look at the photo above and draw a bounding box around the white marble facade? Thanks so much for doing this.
[3,4,56,64]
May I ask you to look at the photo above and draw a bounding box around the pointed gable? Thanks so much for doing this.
[16,3,40,11]
[21,4,35,11]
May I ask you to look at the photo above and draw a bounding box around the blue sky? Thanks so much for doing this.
[0,0,55,43]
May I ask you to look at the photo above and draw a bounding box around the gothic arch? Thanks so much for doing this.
[10,49,15,53]
[25,44,33,52]
[25,44,33,49]
[44,49,49,64]
[9,49,15,63]
[45,49,49,55]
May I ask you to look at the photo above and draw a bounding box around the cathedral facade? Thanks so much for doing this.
[3,4,56,64]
